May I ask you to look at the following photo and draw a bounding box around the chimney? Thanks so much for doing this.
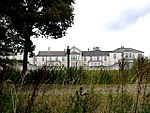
[93,47,99,51]
[96,47,99,50]
[93,47,96,51]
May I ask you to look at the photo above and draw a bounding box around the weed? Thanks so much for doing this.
[67,87,100,113]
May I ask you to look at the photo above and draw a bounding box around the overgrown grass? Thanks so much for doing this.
[1,56,150,112]
[2,67,136,85]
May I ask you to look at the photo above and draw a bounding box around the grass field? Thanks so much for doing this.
[1,83,150,113]
[1,56,150,112]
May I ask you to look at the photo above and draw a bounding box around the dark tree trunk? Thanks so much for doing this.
[21,38,29,84]
[0,66,4,112]
[67,46,70,69]
[23,43,28,75]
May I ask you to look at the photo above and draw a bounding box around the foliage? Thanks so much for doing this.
[1,56,150,112]
[109,93,134,113]
[20,67,119,85]
[2,65,148,85]
[139,93,150,113]
[0,26,13,56]
[67,87,100,113]
[0,0,75,73]
[1,82,13,113]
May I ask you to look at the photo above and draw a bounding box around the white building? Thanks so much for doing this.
[34,46,144,70]
[5,46,144,70]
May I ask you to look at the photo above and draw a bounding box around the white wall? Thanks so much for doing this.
[34,48,144,69]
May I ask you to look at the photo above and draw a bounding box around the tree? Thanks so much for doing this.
[0,26,24,57]
[0,26,11,56]
[0,0,74,74]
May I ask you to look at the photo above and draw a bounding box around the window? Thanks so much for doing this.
[97,56,99,61]
[77,55,79,60]
[42,57,44,61]
[113,54,116,59]
[99,56,102,60]
[129,53,132,58]
[138,54,142,57]
[62,57,65,61]
[49,57,51,61]
[71,55,77,61]
[104,56,107,61]
[93,56,97,61]
[90,56,92,61]
[84,56,86,61]
[55,57,58,61]
[71,56,74,60]
[125,53,128,58]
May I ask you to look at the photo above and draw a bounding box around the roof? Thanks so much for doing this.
[71,51,81,55]
[70,46,82,52]
[82,50,112,56]
[36,51,66,57]
[36,47,144,57]
[113,47,144,53]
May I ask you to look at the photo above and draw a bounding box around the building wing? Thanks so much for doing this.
[82,50,112,56]
[37,51,66,57]
[113,47,144,53]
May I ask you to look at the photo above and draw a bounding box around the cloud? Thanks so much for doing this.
[105,4,150,31]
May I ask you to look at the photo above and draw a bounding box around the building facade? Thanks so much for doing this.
[34,46,144,69]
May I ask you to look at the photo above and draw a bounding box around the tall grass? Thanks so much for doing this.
[1,56,150,112]
[6,67,120,85]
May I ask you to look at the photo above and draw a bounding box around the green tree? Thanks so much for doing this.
[0,25,24,57]
[0,24,17,57]
[0,26,10,56]
[0,0,74,74]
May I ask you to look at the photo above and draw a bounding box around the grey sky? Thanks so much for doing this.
[107,3,150,30]
[32,0,150,56]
